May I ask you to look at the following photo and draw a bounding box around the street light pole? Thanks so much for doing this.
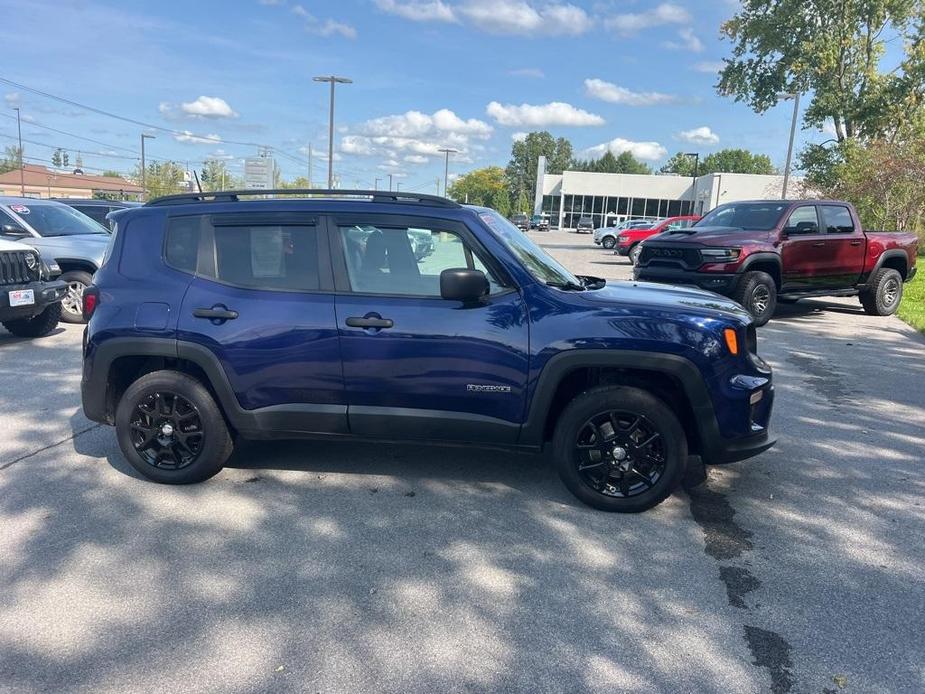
[13,107,24,195]
[388,173,393,192]
[438,148,458,197]
[140,133,155,201]
[374,177,381,191]
[779,92,801,199]
[685,152,700,215]
[313,75,352,189]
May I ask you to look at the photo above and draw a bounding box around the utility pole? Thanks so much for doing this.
[438,148,458,197]
[395,181,402,192]
[685,152,700,215]
[435,177,441,195]
[308,143,313,188]
[140,133,155,201]
[374,177,381,191]
[778,92,801,199]
[312,75,352,189]
[388,173,393,192]
[13,107,24,195]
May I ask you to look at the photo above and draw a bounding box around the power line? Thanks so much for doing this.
[0,112,139,155]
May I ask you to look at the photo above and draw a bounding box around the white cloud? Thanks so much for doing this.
[584,138,668,162]
[361,108,493,138]
[374,0,456,22]
[693,61,725,73]
[486,101,604,127]
[512,131,528,142]
[4,92,21,106]
[342,108,491,160]
[180,96,238,119]
[311,19,357,38]
[174,131,222,144]
[208,148,235,160]
[508,67,545,78]
[663,27,703,52]
[404,154,430,164]
[677,126,720,145]
[605,3,690,34]
[583,78,679,106]
[377,0,591,35]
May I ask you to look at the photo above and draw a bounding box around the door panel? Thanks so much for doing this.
[819,205,865,286]
[780,205,830,290]
[331,218,530,443]
[174,214,345,431]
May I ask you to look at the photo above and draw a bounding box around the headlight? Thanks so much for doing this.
[700,248,741,262]
[617,235,629,242]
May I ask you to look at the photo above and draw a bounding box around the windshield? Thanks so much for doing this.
[696,202,789,231]
[10,203,108,237]
[479,210,581,286]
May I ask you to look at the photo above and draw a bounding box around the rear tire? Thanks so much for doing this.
[115,370,233,484]
[59,270,93,324]
[860,268,903,316]
[732,271,777,327]
[602,236,616,249]
[552,386,688,512]
[2,302,61,338]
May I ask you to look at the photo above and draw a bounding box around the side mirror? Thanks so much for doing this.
[0,223,29,238]
[440,268,489,302]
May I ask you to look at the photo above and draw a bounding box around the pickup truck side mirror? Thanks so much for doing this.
[0,223,30,239]
[441,268,489,303]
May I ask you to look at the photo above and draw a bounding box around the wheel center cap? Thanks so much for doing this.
[160,423,175,437]
[612,446,628,461]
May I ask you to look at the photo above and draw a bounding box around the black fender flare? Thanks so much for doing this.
[737,252,782,281]
[54,258,99,275]
[518,350,720,450]
[870,249,910,280]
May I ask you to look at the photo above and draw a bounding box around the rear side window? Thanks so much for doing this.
[213,225,319,291]
[165,217,201,274]
[820,206,855,234]
[73,205,111,227]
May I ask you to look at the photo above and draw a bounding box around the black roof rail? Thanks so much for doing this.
[145,188,461,208]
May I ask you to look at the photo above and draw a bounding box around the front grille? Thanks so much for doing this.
[638,245,702,269]
[0,251,39,286]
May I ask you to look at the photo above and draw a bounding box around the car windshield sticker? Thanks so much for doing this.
[10,204,29,214]
[250,227,284,278]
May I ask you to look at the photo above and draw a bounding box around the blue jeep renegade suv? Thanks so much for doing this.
[81,190,775,512]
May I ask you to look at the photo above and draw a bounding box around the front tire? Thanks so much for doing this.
[860,268,903,316]
[732,271,777,327]
[552,386,688,512]
[59,270,93,324]
[2,302,61,338]
[602,236,616,249]
[115,370,233,484]
[628,244,642,265]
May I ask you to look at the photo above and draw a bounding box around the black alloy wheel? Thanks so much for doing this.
[574,410,666,498]
[129,391,204,470]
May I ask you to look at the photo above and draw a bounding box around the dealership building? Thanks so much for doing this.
[533,157,791,230]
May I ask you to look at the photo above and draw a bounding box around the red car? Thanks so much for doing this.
[615,215,701,264]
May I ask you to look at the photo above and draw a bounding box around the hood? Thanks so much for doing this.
[25,234,109,264]
[577,279,752,323]
[649,226,771,246]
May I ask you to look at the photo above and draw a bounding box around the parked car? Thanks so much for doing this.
[81,189,775,513]
[0,197,109,323]
[53,198,141,231]
[615,216,701,265]
[530,214,550,231]
[575,216,595,233]
[634,200,919,327]
[0,237,66,338]
[511,214,529,231]
[594,218,660,249]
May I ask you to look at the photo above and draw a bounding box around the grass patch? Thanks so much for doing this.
[898,267,925,334]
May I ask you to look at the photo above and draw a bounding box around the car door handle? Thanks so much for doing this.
[812,241,826,247]
[850,240,862,246]
[346,316,393,329]
[193,305,239,321]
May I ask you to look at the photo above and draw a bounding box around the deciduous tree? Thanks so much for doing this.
[447,166,509,209]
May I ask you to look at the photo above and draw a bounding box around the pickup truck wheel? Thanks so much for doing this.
[552,386,688,513]
[628,244,642,265]
[1,302,61,338]
[115,370,233,484]
[732,271,777,327]
[860,268,903,316]
[58,270,93,324]
[602,236,616,249]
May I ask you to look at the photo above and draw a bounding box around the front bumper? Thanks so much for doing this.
[634,266,739,294]
[0,279,67,320]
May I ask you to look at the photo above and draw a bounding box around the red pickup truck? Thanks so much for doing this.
[633,200,918,326]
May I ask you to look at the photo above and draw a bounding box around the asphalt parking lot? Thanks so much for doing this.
[1,230,923,693]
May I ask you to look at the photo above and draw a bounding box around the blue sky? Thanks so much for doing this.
[0,0,828,190]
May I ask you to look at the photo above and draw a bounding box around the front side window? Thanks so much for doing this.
[8,202,108,236]
[785,206,820,233]
[338,224,501,297]
[820,206,855,234]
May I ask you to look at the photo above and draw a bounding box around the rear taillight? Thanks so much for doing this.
[83,286,100,320]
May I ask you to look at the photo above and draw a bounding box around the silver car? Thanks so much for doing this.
[0,197,109,323]
[593,218,661,249]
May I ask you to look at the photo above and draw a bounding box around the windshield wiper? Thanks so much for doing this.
[546,279,585,291]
